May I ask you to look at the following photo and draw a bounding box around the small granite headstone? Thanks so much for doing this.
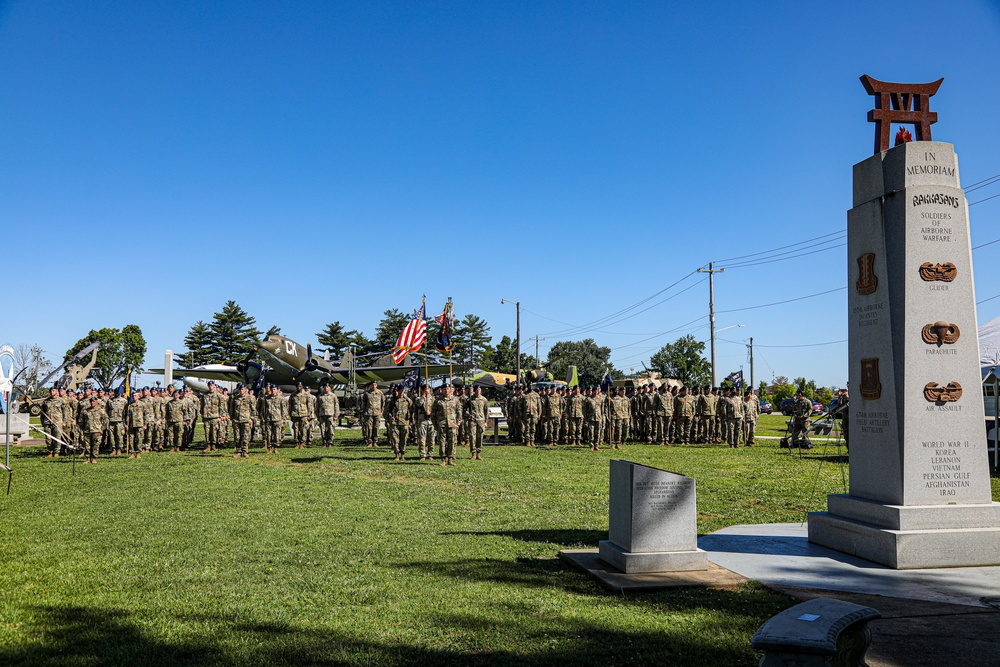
[598,460,708,573]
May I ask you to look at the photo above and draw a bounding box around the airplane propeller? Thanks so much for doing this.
[304,343,320,372]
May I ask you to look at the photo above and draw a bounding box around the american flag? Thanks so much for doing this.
[392,302,428,364]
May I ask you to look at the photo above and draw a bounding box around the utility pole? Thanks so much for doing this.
[501,299,521,381]
[747,337,755,393]
[528,335,546,376]
[697,262,725,386]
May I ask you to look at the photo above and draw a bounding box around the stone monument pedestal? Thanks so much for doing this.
[808,141,1000,569]
[598,460,708,574]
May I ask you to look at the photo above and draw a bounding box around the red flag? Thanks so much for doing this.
[392,302,427,364]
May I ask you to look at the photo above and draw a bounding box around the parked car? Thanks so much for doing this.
[759,400,773,414]
[812,400,825,415]
[780,398,795,416]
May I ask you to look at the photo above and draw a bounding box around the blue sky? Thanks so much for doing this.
[3,1,999,388]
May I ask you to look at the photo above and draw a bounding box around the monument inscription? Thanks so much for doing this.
[599,460,707,573]
[808,77,1000,567]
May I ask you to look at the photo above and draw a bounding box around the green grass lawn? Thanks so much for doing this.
[1,423,996,666]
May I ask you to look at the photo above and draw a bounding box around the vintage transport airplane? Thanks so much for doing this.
[151,334,467,393]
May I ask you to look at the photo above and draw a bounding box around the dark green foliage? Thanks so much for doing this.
[452,313,492,369]
[546,338,616,388]
[182,320,213,367]
[371,309,410,354]
[649,335,711,387]
[64,324,147,390]
[491,335,537,377]
[204,301,263,365]
[315,321,366,358]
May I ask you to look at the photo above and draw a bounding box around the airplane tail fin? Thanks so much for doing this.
[566,365,579,388]
[372,352,402,367]
[337,348,354,370]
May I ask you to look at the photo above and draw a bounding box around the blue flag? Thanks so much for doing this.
[402,368,420,389]
[725,370,744,391]
[600,373,613,391]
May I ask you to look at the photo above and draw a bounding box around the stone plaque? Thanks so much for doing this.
[599,460,707,573]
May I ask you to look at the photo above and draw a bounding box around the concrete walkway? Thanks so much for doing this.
[700,523,1000,667]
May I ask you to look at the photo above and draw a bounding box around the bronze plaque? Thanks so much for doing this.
[860,358,881,400]
[921,321,960,345]
[919,262,957,282]
[856,253,878,295]
[924,381,962,403]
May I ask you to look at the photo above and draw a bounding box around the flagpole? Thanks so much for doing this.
[447,298,453,384]
[422,295,429,388]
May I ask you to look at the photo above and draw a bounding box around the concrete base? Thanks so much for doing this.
[808,509,1000,569]
[559,549,746,593]
[598,540,708,573]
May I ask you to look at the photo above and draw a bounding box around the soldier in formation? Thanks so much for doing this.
[466,385,489,460]
[358,381,384,447]
[385,384,412,460]
[432,384,461,466]
[316,384,340,448]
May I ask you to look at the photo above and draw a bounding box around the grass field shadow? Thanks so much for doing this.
[443,528,605,547]
[0,594,783,666]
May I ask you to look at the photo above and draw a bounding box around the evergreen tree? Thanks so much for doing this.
[316,321,363,358]
[64,324,147,390]
[452,314,492,369]
[206,300,262,364]
[648,335,711,387]
[372,309,410,353]
[265,325,281,337]
[182,320,213,367]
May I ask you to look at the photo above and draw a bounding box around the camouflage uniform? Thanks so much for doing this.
[725,391,745,447]
[126,397,146,457]
[544,390,563,445]
[413,389,436,460]
[358,385,384,447]
[791,394,813,447]
[230,388,256,456]
[42,392,64,456]
[316,388,340,447]
[521,388,541,447]
[466,389,489,459]
[610,391,630,447]
[201,389,222,451]
[674,389,696,445]
[386,388,412,459]
[565,389,584,446]
[264,388,288,452]
[79,400,109,461]
[432,389,462,464]
[289,387,315,448]
[742,392,760,445]
[165,394,187,451]
[106,394,128,454]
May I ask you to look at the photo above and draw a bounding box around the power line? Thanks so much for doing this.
[716,287,847,314]
[965,173,1000,192]
[974,238,1000,250]
[721,241,846,269]
[755,340,847,348]
[537,272,703,337]
[713,230,845,264]
[970,192,1000,206]
[978,293,1000,306]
